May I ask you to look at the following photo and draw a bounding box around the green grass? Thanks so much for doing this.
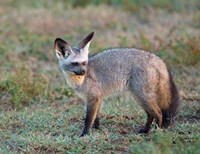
[0,0,199,153]
[0,93,199,153]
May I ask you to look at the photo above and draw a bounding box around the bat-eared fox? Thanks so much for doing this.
[54,32,179,136]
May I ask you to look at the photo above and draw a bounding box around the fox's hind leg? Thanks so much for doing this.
[137,101,162,133]
[150,102,163,128]
[138,113,154,133]
[129,67,163,133]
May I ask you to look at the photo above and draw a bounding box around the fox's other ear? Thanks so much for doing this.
[78,31,94,54]
[54,38,73,58]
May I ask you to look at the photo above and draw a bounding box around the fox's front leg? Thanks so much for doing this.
[81,97,101,136]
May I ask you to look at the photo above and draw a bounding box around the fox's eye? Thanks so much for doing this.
[71,62,79,66]
[82,61,87,65]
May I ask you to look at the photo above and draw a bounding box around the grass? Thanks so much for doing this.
[0,0,199,153]
[0,92,199,153]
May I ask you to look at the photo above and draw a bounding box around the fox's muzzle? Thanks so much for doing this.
[74,69,86,76]
[61,64,87,76]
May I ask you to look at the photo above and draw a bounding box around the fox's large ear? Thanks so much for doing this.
[54,38,73,58]
[78,31,94,54]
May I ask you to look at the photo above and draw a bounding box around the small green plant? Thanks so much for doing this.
[129,131,174,154]
[128,140,158,154]
[153,131,173,154]
[0,66,48,108]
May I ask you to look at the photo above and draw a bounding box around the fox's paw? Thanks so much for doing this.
[138,128,149,134]
[162,119,172,129]
[80,133,85,137]
[80,132,88,137]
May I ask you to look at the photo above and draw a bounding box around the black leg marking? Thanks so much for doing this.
[138,113,154,134]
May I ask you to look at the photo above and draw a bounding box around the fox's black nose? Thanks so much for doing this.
[75,70,85,76]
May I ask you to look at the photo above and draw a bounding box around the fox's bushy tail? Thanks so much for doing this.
[162,70,180,128]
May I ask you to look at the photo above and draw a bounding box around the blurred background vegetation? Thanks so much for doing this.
[0,0,199,116]
[0,0,199,153]
[0,0,199,114]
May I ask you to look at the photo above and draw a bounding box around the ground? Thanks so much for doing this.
[0,0,199,153]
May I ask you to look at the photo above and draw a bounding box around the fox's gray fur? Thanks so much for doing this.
[54,32,180,136]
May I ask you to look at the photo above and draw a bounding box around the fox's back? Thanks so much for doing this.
[89,48,166,69]
[88,48,169,96]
